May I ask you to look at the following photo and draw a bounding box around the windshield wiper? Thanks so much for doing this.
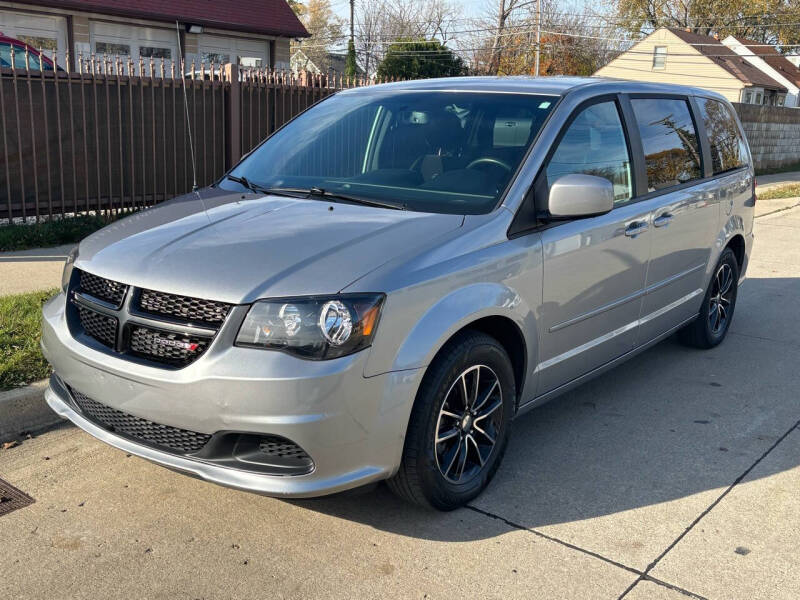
[267,186,406,211]
[225,175,306,199]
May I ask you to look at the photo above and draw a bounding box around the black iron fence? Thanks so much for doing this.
[0,49,387,222]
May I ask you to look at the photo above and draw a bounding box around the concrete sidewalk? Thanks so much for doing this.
[756,170,800,190]
[0,206,798,599]
[0,244,72,296]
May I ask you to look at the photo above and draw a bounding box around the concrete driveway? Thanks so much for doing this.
[1,206,798,599]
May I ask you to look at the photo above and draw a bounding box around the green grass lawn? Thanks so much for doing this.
[758,183,800,201]
[0,289,58,391]
[0,214,118,252]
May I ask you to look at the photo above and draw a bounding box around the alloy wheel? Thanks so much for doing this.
[434,365,503,484]
[708,262,734,335]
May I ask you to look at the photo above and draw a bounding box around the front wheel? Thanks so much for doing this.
[679,247,739,349]
[387,331,515,510]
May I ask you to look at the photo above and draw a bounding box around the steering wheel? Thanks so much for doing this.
[466,157,512,172]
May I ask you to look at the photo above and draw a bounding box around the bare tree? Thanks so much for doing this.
[354,0,457,76]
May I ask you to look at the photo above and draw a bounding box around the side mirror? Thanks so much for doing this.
[548,174,614,219]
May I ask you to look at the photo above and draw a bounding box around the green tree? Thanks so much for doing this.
[345,38,358,77]
[376,39,464,80]
[287,0,305,16]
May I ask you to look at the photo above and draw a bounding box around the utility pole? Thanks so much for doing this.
[534,0,541,76]
[350,0,355,43]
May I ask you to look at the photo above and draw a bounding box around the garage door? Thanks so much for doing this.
[0,10,67,68]
[197,34,269,67]
[90,22,177,75]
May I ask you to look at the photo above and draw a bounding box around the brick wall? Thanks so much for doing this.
[733,103,800,171]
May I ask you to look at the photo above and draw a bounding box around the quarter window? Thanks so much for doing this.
[696,97,748,174]
[630,98,702,192]
[545,101,633,205]
[652,46,667,69]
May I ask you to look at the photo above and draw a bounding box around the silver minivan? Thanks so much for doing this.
[42,77,754,510]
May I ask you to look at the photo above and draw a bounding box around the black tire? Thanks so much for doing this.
[387,330,515,510]
[679,247,739,349]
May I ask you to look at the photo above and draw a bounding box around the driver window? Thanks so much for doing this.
[546,101,632,205]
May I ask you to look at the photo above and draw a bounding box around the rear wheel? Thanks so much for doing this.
[679,248,739,349]
[388,331,515,510]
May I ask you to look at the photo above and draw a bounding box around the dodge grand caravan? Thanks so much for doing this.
[42,77,754,510]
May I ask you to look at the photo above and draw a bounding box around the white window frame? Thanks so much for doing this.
[652,46,667,70]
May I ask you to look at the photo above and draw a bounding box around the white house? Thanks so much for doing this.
[722,36,800,107]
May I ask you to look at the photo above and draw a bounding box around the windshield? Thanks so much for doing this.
[220,90,559,214]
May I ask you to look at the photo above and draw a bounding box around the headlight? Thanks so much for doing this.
[235,294,384,360]
[62,246,79,292]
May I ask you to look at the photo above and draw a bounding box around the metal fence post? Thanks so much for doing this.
[225,63,241,168]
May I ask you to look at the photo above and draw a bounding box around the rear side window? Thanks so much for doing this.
[545,101,632,205]
[631,98,702,192]
[696,97,749,174]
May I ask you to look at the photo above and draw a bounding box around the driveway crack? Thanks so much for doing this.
[616,417,800,599]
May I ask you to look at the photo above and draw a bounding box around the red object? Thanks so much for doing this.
[0,33,57,69]
[17,1,309,38]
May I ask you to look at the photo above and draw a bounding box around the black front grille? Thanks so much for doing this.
[128,326,211,366]
[79,270,128,307]
[67,272,229,369]
[77,306,117,348]
[69,388,211,454]
[138,289,232,325]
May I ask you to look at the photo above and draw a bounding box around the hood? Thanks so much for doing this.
[75,190,463,304]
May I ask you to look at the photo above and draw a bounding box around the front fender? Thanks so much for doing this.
[366,283,539,399]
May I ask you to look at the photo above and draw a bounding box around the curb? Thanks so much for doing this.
[0,379,63,442]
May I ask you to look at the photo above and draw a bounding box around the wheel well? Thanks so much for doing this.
[726,234,745,270]
[460,316,527,406]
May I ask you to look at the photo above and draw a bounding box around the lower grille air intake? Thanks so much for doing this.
[69,388,211,454]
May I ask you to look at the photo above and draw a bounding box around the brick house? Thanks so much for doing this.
[0,0,308,71]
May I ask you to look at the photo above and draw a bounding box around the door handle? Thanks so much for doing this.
[653,213,673,228]
[624,221,649,237]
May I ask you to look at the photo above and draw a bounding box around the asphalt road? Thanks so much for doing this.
[1,205,798,599]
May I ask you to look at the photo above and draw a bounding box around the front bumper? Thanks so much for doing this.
[41,293,422,497]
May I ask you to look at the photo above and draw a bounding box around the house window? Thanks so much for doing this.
[652,46,667,69]
[140,46,172,60]
[239,56,263,68]
[95,41,130,56]
[743,91,753,104]
[201,52,230,65]
[755,92,763,104]
[777,94,786,106]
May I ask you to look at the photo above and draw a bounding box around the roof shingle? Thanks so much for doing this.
[22,0,309,38]
[669,28,786,91]
[729,36,800,88]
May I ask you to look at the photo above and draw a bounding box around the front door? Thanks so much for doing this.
[535,99,651,395]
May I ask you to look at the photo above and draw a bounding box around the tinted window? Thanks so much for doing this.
[546,101,632,205]
[631,98,702,192]
[697,97,748,174]
[224,91,558,214]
